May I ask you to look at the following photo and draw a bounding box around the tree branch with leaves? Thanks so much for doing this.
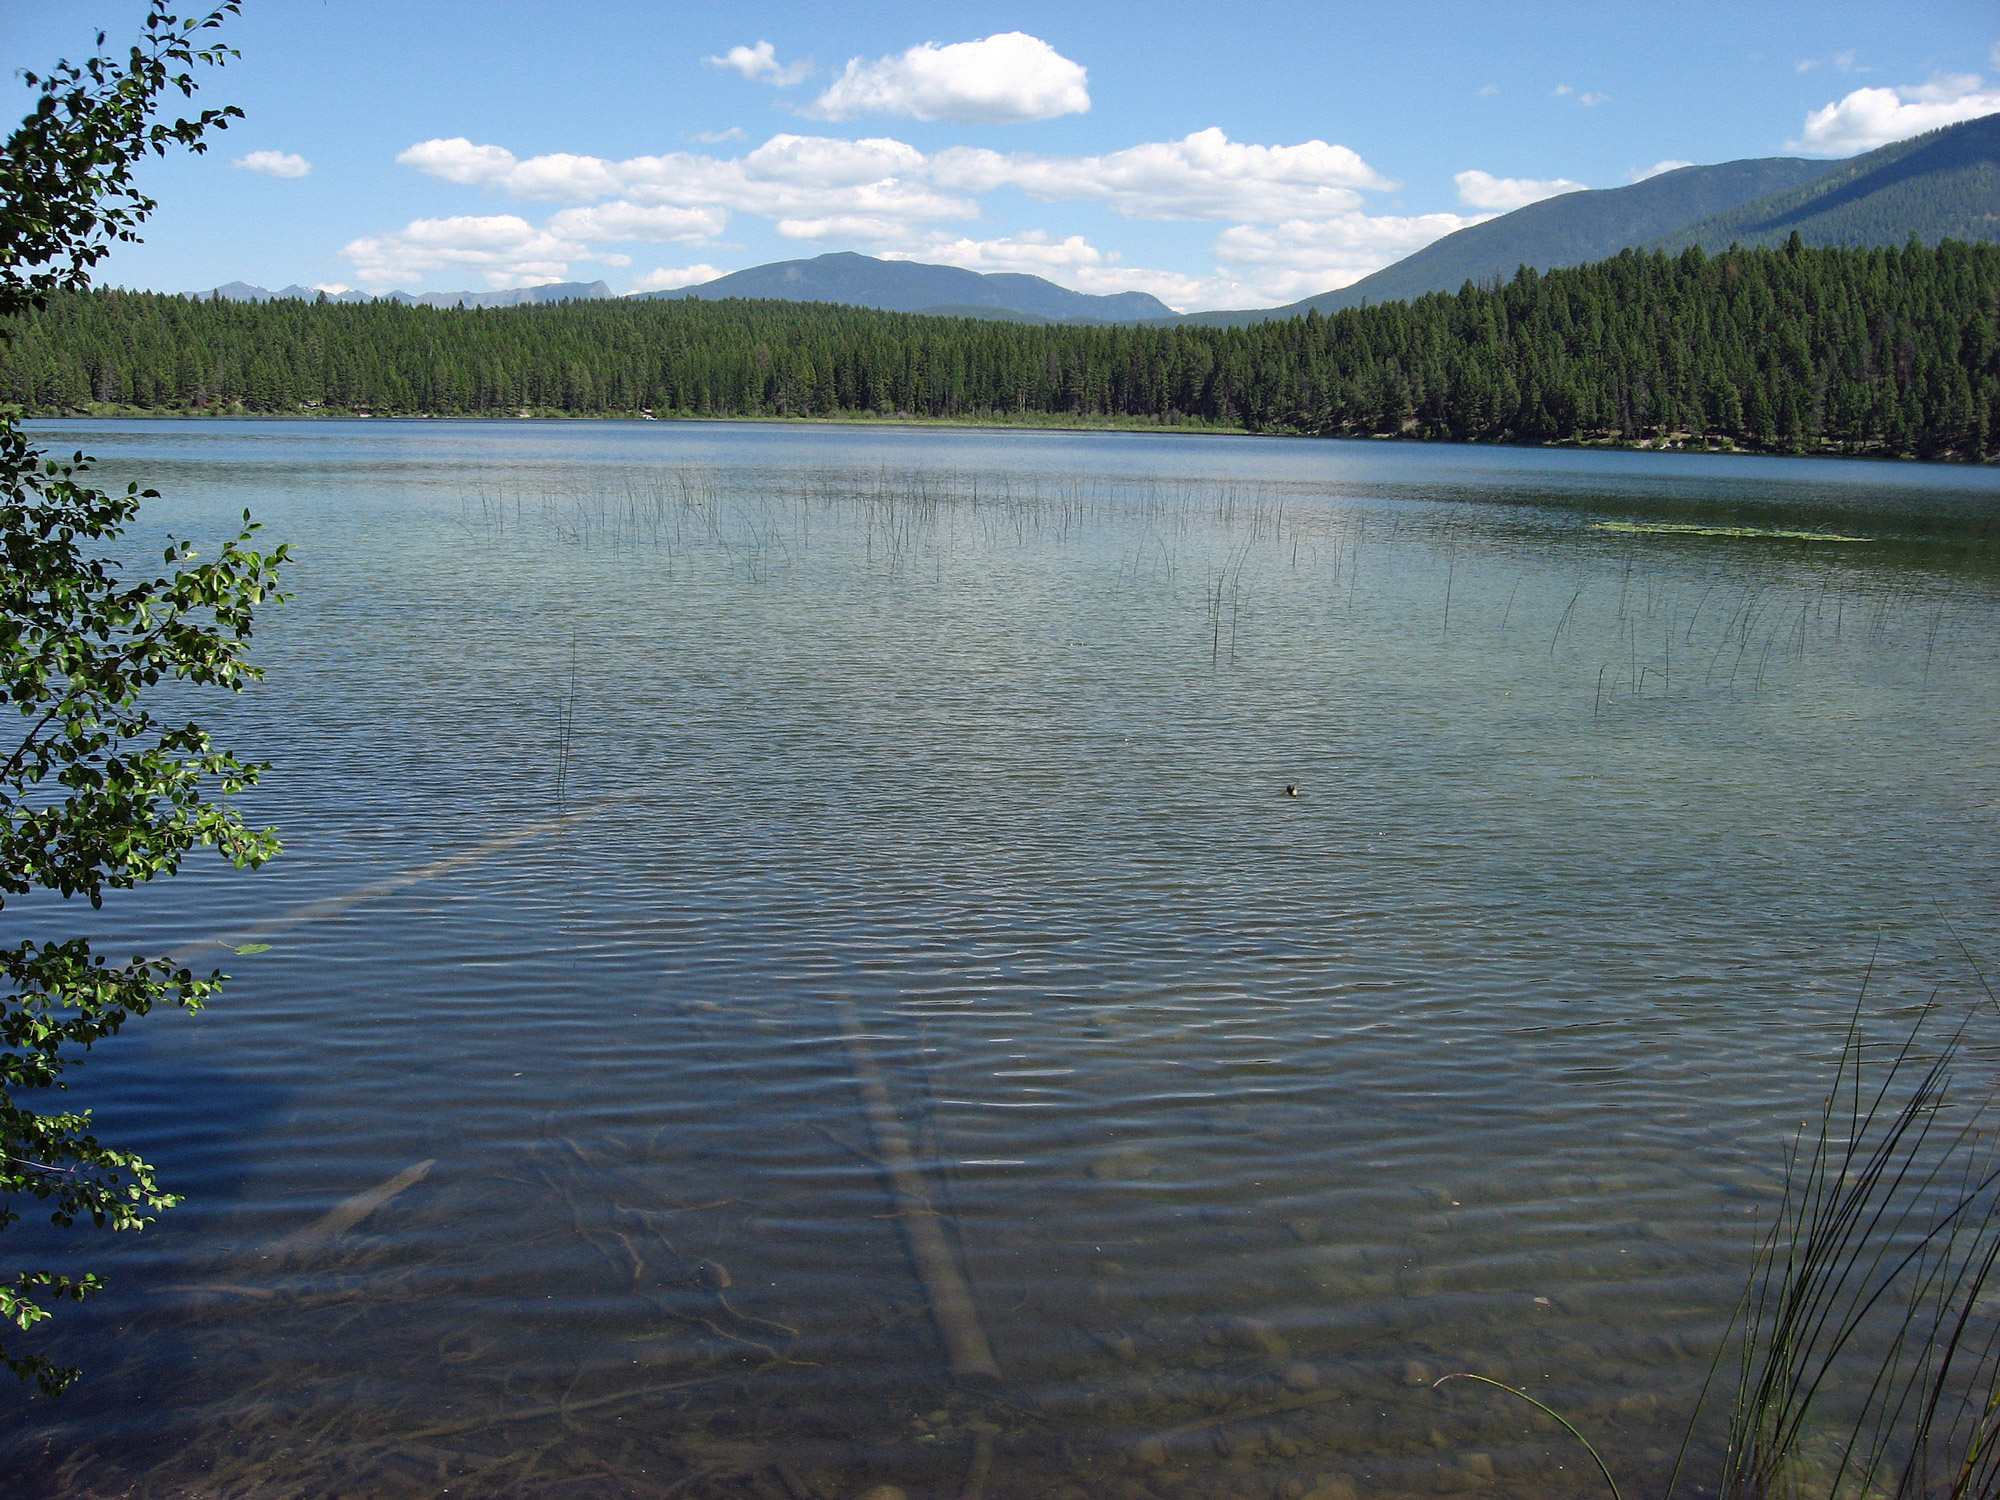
[0,4,286,1394]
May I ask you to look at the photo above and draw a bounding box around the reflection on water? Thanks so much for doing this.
[3,422,1997,1499]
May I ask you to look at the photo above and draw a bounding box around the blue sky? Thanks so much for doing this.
[6,1,1999,311]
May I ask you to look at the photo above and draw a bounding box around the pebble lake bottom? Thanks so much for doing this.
[2,419,1997,1500]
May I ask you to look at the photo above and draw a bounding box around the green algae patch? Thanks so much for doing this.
[1592,521,1876,543]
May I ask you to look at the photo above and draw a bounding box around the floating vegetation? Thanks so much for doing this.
[1592,521,1876,543]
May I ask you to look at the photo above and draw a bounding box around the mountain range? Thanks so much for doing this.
[1646,111,2000,254]
[629,251,1174,322]
[1176,157,1840,327]
[203,280,612,309]
[198,112,1997,328]
[1186,112,2000,326]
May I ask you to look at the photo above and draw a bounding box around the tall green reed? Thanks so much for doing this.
[1684,989,2000,1500]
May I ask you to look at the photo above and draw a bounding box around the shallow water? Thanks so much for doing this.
[3,421,1998,1500]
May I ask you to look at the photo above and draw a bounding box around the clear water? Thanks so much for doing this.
[3,420,1998,1500]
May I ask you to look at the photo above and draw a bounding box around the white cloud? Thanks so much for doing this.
[932,128,1395,222]
[1578,92,1609,107]
[506,152,624,201]
[1553,84,1573,97]
[691,127,747,144]
[727,133,927,187]
[545,201,727,243]
[1790,73,2000,153]
[897,235,1225,309]
[233,149,310,178]
[773,214,929,243]
[885,229,1106,274]
[378,126,1429,307]
[704,41,812,87]
[1797,50,1863,74]
[397,128,1393,228]
[314,282,352,294]
[805,32,1089,124]
[1476,83,1499,98]
[396,137,516,187]
[341,214,592,288]
[629,264,726,293]
[389,137,641,207]
[1453,169,1587,211]
[397,133,972,225]
[1628,159,1694,183]
[869,212,1483,313]
[1209,211,1487,305]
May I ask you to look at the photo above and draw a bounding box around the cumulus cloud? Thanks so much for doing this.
[704,41,812,87]
[932,128,1395,222]
[396,133,970,225]
[870,212,1481,312]
[805,32,1089,124]
[233,149,310,178]
[894,233,1223,308]
[1791,73,2000,153]
[630,264,726,293]
[545,202,728,243]
[690,127,747,144]
[1453,169,1587,211]
[375,126,1444,309]
[1210,211,1487,304]
[396,137,516,187]
[883,229,1105,274]
[1629,159,1694,182]
[342,214,592,288]
[396,128,1393,227]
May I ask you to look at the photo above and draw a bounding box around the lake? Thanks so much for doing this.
[3,420,1998,1500]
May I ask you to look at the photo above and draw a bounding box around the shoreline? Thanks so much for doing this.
[22,405,1994,467]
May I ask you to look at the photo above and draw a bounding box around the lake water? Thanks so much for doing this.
[3,420,1998,1500]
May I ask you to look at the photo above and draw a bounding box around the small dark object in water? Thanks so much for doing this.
[1283,784,1299,797]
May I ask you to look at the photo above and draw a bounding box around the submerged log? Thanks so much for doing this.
[837,1003,1002,1384]
[272,1158,436,1253]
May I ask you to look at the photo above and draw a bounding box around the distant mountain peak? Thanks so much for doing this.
[632,252,1172,323]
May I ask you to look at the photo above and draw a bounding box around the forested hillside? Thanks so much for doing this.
[1651,114,2000,256]
[1184,156,1837,327]
[3,238,1995,461]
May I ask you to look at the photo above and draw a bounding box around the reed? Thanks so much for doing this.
[1678,990,2000,1500]
[554,631,578,814]
[1433,978,2000,1500]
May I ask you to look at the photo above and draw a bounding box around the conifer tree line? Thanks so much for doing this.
[2,236,1995,460]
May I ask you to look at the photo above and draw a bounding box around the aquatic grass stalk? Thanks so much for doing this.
[554,632,579,813]
[1434,1373,1623,1500]
[1670,992,2000,1500]
[1436,977,2000,1500]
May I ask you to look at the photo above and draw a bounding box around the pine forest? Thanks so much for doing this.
[3,237,1995,462]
